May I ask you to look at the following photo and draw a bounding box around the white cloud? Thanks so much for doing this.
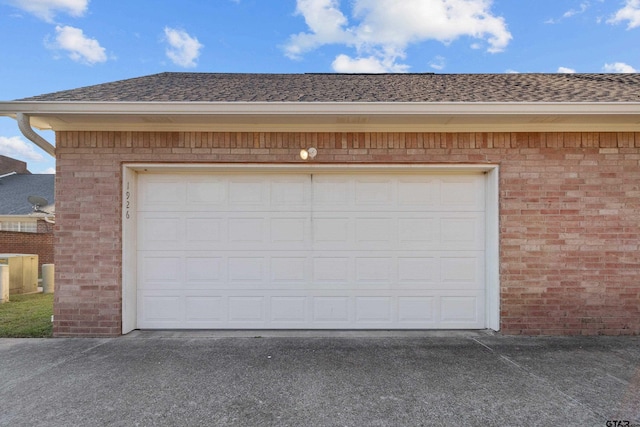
[557,67,576,73]
[47,25,107,65]
[285,0,353,59]
[0,136,44,163]
[332,54,408,73]
[546,2,590,24]
[563,2,589,18]
[164,27,203,68]
[285,0,511,73]
[608,0,640,29]
[429,55,446,71]
[603,62,637,73]
[6,0,88,22]
[39,167,56,174]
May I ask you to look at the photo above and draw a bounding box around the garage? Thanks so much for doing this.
[130,166,495,330]
[5,72,640,336]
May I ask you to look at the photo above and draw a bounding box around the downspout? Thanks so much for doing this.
[16,113,56,158]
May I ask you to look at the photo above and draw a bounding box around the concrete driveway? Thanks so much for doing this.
[0,331,638,426]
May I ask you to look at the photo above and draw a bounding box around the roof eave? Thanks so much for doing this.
[1,101,639,133]
[2,100,640,115]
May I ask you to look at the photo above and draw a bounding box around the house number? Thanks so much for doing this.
[125,182,131,219]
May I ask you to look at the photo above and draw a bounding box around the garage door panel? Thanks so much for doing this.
[440,177,485,210]
[138,214,185,250]
[184,215,312,251]
[137,171,487,329]
[228,217,266,244]
[142,217,181,242]
[397,256,439,285]
[356,297,393,323]
[440,294,483,325]
[270,178,310,208]
[440,214,485,250]
[185,296,225,323]
[187,181,226,205]
[270,297,307,323]
[397,179,438,207]
[228,296,265,322]
[355,257,392,286]
[228,179,267,206]
[270,217,308,246]
[311,211,484,251]
[398,217,438,246]
[312,177,350,207]
[312,297,350,322]
[137,290,486,329]
[441,256,484,288]
[354,179,394,205]
[312,217,350,245]
[140,293,183,327]
[312,257,350,285]
[186,217,224,246]
[185,257,223,284]
[140,256,182,289]
[355,218,393,244]
[270,257,308,283]
[398,297,436,324]
[140,179,187,208]
[228,257,265,284]
[313,213,400,250]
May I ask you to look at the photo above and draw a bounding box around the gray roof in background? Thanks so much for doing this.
[16,72,640,103]
[0,174,55,215]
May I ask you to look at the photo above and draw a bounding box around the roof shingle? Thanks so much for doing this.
[16,72,640,103]
[0,174,55,215]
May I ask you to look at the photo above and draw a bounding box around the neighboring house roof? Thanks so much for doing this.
[1,73,640,134]
[15,72,640,103]
[0,174,54,215]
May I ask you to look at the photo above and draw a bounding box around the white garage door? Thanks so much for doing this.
[137,171,486,329]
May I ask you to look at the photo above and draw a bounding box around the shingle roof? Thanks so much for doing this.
[16,73,640,103]
[0,174,55,215]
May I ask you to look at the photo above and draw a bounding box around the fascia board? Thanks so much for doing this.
[1,101,640,116]
[0,215,38,221]
[2,101,639,132]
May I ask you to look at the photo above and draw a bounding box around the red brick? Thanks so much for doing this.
[0,222,54,273]
[52,131,640,337]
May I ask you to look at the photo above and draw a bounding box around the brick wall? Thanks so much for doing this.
[0,221,54,273]
[54,131,640,336]
[0,155,30,174]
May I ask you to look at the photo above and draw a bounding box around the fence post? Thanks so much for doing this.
[42,264,55,294]
[0,264,9,303]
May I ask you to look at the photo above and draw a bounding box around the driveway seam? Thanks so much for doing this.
[470,337,608,421]
[0,339,113,394]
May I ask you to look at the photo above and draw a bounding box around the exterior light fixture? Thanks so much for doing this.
[300,147,317,160]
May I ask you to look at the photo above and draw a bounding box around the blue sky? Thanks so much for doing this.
[1,0,639,174]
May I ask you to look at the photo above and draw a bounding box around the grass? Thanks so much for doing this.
[0,293,54,338]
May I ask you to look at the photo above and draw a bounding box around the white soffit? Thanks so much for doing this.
[1,101,640,132]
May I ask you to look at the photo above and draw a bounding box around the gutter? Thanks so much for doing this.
[1,100,639,133]
[3,101,640,115]
[16,113,56,158]
[0,172,17,179]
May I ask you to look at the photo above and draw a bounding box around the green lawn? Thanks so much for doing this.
[0,293,54,338]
